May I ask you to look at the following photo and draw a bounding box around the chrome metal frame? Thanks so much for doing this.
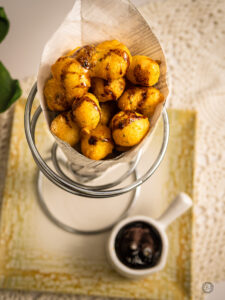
[24,82,169,234]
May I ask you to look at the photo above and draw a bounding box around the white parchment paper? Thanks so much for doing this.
[37,0,169,180]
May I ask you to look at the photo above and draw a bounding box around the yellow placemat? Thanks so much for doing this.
[0,98,196,300]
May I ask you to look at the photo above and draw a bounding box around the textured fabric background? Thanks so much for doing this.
[138,1,225,298]
[0,0,225,299]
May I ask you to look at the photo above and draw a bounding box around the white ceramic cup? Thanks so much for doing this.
[106,192,192,279]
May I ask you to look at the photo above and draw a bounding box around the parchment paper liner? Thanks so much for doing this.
[37,0,169,181]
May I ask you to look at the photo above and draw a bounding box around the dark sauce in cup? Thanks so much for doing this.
[115,221,162,269]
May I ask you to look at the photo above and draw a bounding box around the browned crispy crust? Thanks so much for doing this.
[111,111,147,130]
[133,64,150,86]
[70,45,97,70]
[72,95,101,115]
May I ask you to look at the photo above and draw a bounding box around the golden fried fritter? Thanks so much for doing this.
[72,93,101,131]
[51,56,90,101]
[91,40,132,80]
[50,111,80,146]
[111,111,150,147]
[118,86,164,118]
[126,55,160,86]
[91,77,125,102]
[44,78,68,111]
[81,124,114,160]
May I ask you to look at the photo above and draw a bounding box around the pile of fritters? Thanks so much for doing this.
[44,40,164,160]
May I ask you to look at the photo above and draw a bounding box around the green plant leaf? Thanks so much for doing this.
[0,7,9,43]
[0,61,22,113]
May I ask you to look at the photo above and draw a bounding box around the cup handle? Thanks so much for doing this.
[157,193,192,229]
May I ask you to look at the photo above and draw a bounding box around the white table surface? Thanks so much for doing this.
[0,0,224,299]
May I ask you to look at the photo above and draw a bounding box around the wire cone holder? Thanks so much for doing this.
[24,83,169,234]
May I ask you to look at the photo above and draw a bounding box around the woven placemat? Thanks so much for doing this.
[0,97,195,299]
[0,106,14,204]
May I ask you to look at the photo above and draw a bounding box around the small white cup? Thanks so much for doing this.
[106,192,192,279]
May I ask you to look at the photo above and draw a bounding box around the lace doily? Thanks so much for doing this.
[139,0,225,299]
[0,0,225,299]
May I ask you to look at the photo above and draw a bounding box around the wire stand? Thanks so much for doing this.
[24,83,169,234]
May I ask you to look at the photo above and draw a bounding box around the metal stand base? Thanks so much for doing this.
[36,157,140,235]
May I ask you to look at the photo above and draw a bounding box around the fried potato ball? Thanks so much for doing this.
[111,111,150,147]
[91,77,125,102]
[100,101,118,125]
[118,87,164,118]
[51,56,90,101]
[81,124,114,160]
[91,40,132,80]
[50,111,80,147]
[126,55,160,86]
[72,93,101,131]
[44,78,68,111]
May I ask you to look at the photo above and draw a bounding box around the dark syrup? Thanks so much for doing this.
[115,221,162,269]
